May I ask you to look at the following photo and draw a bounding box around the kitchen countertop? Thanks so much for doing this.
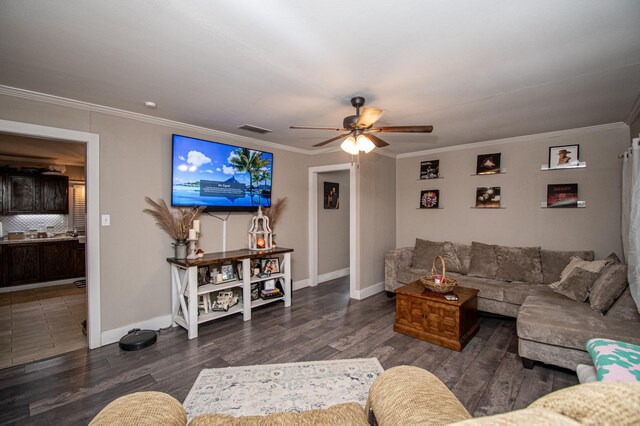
[0,235,85,245]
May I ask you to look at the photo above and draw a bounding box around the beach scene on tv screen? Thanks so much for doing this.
[172,135,272,207]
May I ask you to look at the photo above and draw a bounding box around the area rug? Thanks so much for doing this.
[183,358,383,420]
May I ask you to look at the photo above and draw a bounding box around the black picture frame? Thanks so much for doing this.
[236,261,243,280]
[548,145,580,169]
[220,263,237,282]
[547,183,578,208]
[475,187,501,208]
[419,190,440,208]
[476,153,501,174]
[420,160,440,179]
[260,257,280,274]
[323,182,339,209]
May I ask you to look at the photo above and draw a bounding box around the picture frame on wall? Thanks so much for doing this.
[475,187,501,208]
[324,182,339,209]
[476,153,501,174]
[548,145,579,169]
[419,190,440,208]
[420,160,440,179]
[547,183,578,208]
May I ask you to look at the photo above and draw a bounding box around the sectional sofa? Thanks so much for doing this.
[384,239,640,370]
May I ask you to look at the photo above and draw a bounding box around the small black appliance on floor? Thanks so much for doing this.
[119,328,157,351]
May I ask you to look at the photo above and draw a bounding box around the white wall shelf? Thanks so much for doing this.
[471,171,506,176]
[541,201,586,208]
[470,207,506,209]
[540,162,586,171]
[416,177,444,181]
[416,207,445,210]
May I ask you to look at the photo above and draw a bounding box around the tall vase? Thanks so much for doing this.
[174,240,188,260]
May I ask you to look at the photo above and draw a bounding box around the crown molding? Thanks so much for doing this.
[396,122,628,159]
[626,91,640,127]
[0,85,312,155]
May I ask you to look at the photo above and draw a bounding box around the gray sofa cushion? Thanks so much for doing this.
[459,275,560,306]
[553,267,601,302]
[411,239,444,269]
[517,295,640,351]
[541,249,594,284]
[502,282,560,305]
[467,242,499,279]
[397,267,430,285]
[589,264,628,313]
[442,241,472,274]
[494,245,543,283]
[606,288,640,321]
[456,274,505,301]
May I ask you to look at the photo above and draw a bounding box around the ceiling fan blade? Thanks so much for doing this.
[372,125,433,133]
[355,107,383,128]
[312,133,351,147]
[365,133,389,148]
[290,126,346,131]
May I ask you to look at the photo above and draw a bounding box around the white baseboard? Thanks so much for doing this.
[101,314,173,346]
[317,267,350,284]
[293,278,311,291]
[353,281,385,300]
[0,277,85,293]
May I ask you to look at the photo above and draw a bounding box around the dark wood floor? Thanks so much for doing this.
[0,277,578,425]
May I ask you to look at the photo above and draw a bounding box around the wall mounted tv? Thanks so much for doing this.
[171,134,273,212]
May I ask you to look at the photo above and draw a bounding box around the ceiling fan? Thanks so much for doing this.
[290,96,433,154]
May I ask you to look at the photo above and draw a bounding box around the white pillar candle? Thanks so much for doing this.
[193,220,200,233]
[189,228,197,240]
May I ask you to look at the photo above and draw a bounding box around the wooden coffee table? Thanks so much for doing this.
[394,281,479,351]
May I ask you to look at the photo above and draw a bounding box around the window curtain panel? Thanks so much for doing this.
[622,137,640,313]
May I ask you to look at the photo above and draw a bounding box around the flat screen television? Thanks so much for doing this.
[171,134,273,212]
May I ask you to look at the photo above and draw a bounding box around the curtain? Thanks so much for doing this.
[622,138,640,312]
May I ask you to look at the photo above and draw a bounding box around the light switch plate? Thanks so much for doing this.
[101,214,111,226]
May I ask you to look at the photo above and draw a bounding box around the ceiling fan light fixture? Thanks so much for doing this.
[340,136,359,155]
[356,134,375,153]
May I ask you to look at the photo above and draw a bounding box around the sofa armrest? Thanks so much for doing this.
[384,247,414,292]
[365,366,471,426]
[89,391,187,426]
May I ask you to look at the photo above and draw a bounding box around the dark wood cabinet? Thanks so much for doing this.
[41,175,69,213]
[7,175,38,213]
[6,244,41,285]
[1,240,85,287]
[0,175,4,213]
[41,241,72,281]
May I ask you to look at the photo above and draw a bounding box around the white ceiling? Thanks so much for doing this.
[1,0,639,154]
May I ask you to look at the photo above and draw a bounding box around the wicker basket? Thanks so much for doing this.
[420,256,459,293]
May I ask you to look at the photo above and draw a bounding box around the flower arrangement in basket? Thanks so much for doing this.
[420,256,459,293]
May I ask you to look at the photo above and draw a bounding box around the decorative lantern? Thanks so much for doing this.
[248,207,273,251]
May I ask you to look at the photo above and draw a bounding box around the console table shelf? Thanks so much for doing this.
[167,247,293,339]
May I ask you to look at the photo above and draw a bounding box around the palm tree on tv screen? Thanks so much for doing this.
[229,148,270,198]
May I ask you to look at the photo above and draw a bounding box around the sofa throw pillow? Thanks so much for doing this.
[467,242,499,279]
[494,245,543,283]
[553,267,601,302]
[540,250,594,284]
[441,242,471,274]
[604,252,621,265]
[410,239,444,270]
[589,264,628,314]
[549,256,609,289]
[586,338,640,382]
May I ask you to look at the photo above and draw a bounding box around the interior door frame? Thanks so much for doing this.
[308,163,357,299]
[0,119,102,349]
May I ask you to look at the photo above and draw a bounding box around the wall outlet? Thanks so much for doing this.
[101,214,111,226]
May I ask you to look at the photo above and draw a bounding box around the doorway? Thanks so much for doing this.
[308,163,357,298]
[0,119,101,353]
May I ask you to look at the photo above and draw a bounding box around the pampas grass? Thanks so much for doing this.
[143,197,205,240]
[263,197,288,231]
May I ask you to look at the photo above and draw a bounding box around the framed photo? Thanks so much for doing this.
[236,262,244,280]
[420,160,440,179]
[476,153,501,174]
[547,183,578,208]
[323,182,339,209]
[250,283,260,300]
[263,279,276,291]
[419,190,440,208]
[548,145,579,169]
[260,258,280,274]
[220,264,237,282]
[475,187,501,208]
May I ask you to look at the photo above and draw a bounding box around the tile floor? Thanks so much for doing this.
[0,284,87,369]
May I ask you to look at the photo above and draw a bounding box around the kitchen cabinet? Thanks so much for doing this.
[41,175,69,213]
[1,239,85,287]
[6,175,39,213]
[6,243,41,285]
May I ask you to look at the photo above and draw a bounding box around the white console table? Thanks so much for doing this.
[167,247,293,339]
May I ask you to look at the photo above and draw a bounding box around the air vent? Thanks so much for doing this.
[238,124,272,134]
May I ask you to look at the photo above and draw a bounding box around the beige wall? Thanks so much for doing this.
[631,112,640,141]
[0,94,310,331]
[317,170,350,275]
[396,126,629,259]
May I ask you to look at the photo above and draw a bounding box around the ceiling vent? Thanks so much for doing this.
[238,124,272,134]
